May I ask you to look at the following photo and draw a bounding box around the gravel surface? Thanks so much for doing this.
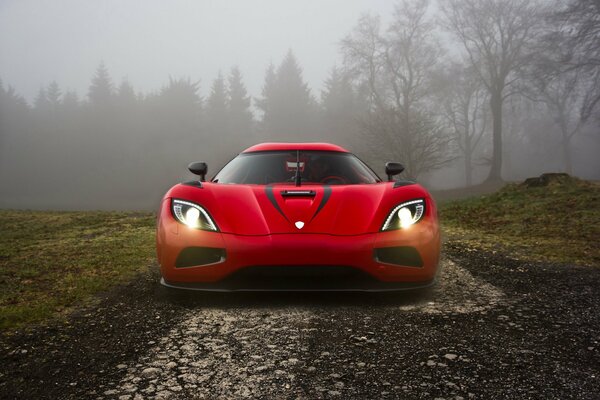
[1,246,599,399]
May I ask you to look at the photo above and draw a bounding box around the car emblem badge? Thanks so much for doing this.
[295,221,305,229]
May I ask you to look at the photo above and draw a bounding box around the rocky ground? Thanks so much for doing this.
[1,245,599,399]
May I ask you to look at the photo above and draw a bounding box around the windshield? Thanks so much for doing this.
[213,151,380,185]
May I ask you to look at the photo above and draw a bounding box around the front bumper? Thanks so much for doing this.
[157,202,440,290]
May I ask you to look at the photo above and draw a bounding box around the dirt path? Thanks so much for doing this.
[1,248,599,399]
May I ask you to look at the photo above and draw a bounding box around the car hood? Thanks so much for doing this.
[166,182,430,235]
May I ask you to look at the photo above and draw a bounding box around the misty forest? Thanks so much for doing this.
[1,0,599,211]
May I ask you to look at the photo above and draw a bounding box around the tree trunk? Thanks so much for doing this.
[464,124,472,187]
[465,151,473,187]
[562,130,573,175]
[487,91,503,182]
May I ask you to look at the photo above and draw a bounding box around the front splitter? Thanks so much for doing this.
[160,276,436,292]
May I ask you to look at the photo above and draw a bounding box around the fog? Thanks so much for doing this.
[0,0,394,104]
[0,0,599,210]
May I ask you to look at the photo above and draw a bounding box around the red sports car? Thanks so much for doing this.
[156,142,440,291]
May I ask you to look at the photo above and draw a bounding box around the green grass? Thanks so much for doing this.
[0,211,155,330]
[2,177,598,330]
[440,176,600,266]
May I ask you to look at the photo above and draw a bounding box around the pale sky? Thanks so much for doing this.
[0,0,395,103]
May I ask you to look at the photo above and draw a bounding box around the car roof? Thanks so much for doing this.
[242,142,350,153]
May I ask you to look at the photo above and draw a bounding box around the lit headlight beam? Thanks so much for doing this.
[381,199,425,231]
[172,199,218,231]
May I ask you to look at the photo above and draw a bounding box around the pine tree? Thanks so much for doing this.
[46,81,62,110]
[256,62,277,132]
[320,66,359,145]
[88,62,114,108]
[227,66,253,141]
[321,67,356,120]
[157,77,203,141]
[257,51,315,138]
[34,87,50,113]
[205,72,229,138]
[116,79,137,111]
[117,79,136,102]
[62,91,79,109]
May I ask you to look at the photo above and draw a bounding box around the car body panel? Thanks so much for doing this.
[156,142,441,291]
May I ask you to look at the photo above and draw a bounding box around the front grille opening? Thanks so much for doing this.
[222,266,371,290]
[163,265,434,291]
[374,246,423,268]
[175,247,225,268]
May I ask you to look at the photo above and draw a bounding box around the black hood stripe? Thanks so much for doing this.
[265,186,289,222]
[310,185,331,222]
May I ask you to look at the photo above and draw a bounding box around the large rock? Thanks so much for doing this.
[523,173,573,187]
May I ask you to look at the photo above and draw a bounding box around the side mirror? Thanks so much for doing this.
[385,162,404,181]
[188,162,207,182]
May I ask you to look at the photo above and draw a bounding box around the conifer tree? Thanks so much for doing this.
[88,62,114,109]
[227,66,253,140]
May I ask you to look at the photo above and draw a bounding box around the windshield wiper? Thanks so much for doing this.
[294,150,302,187]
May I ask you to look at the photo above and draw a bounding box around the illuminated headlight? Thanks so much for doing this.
[171,199,218,231]
[381,199,425,231]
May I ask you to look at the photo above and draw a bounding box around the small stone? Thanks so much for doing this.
[141,367,160,379]
[427,360,437,367]
[155,390,172,399]
[328,391,341,396]
[116,364,127,369]
[444,353,458,360]
[118,395,131,400]
[103,389,118,395]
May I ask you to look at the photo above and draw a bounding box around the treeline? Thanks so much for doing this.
[0,53,366,210]
[1,0,599,210]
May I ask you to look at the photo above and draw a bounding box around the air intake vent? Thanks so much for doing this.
[176,247,225,268]
[374,246,423,268]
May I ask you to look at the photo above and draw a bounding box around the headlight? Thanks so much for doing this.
[381,199,425,231]
[171,199,218,231]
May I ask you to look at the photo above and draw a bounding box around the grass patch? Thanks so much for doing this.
[440,175,600,266]
[0,210,155,330]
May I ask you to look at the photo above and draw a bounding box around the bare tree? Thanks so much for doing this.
[437,63,489,186]
[532,65,589,174]
[550,0,600,122]
[441,0,545,182]
[342,1,452,178]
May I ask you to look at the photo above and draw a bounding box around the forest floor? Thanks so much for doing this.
[0,174,598,399]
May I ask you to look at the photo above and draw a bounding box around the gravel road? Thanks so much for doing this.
[1,245,599,399]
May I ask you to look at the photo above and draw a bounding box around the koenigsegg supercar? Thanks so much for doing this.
[156,142,440,291]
